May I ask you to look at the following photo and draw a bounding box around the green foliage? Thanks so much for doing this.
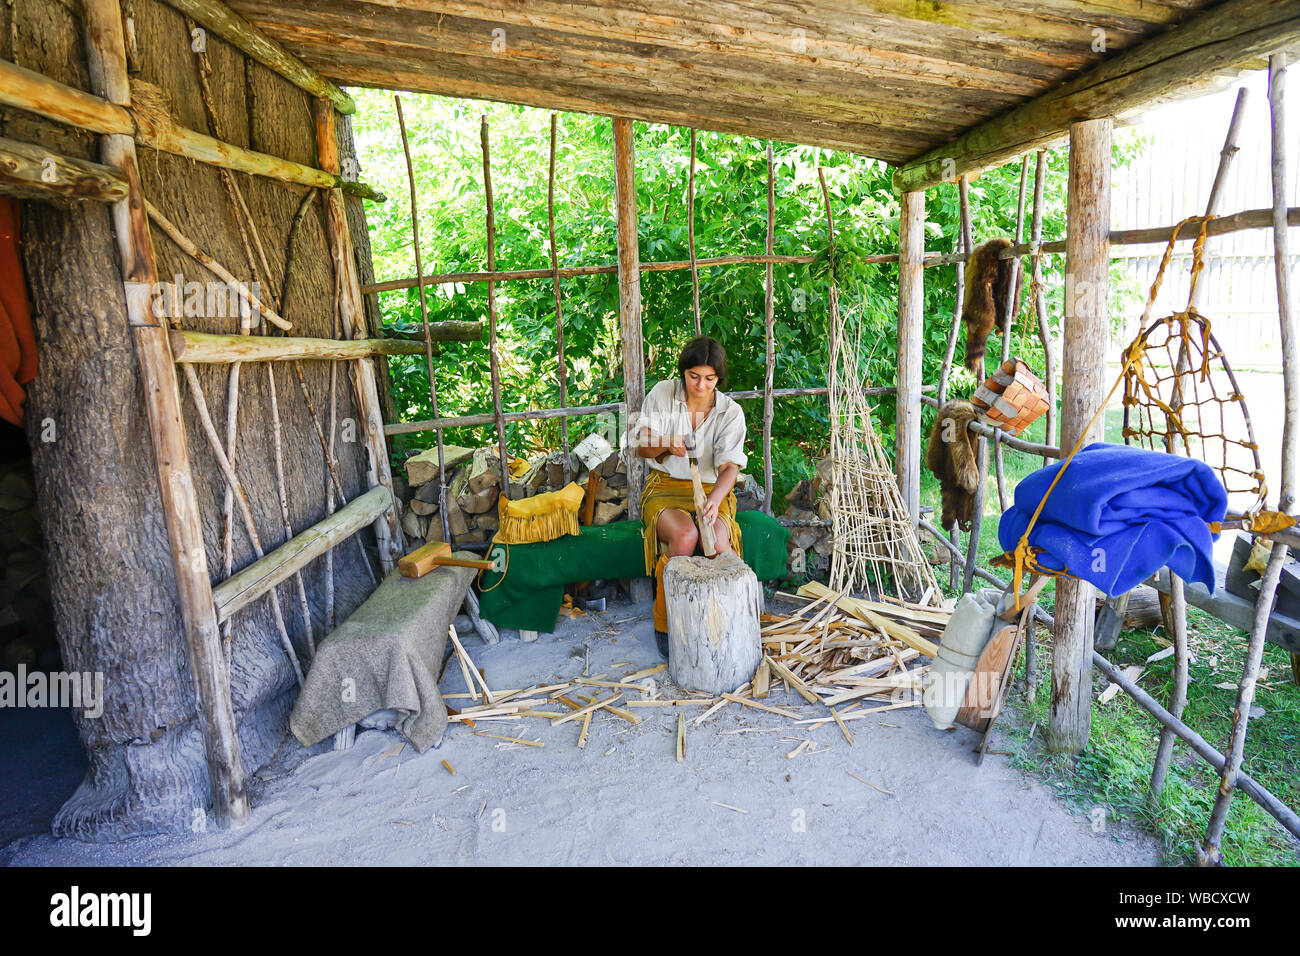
[352,91,1116,502]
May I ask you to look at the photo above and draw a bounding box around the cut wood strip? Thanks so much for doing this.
[471,731,544,748]
[765,656,820,705]
[551,693,623,726]
[831,708,854,745]
[722,693,801,720]
[625,699,716,707]
[622,663,667,682]
[676,712,685,763]
[212,486,388,623]
[752,657,770,700]
[576,712,592,749]
[447,625,495,705]
[797,582,940,657]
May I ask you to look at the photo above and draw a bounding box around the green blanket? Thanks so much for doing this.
[478,511,790,632]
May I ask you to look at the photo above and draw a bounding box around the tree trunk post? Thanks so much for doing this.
[82,0,247,827]
[1049,117,1111,754]
[613,117,652,602]
[896,189,925,522]
[665,554,763,694]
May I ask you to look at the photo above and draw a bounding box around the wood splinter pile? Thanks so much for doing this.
[441,580,952,755]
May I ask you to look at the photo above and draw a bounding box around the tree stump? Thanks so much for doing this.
[664,554,763,694]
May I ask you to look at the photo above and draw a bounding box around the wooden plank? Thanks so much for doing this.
[212,486,389,623]
[170,329,426,363]
[82,0,247,827]
[232,0,1210,163]
[896,189,925,520]
[0,135,126,202]
[158,0,355,113]
[1049,117,1111,755]
[894,0,1300,191]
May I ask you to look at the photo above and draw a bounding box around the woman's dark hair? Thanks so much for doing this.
[678,335,726,387]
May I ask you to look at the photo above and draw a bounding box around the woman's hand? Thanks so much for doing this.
[700,493,721,525]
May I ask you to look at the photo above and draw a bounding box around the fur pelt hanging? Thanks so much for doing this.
[925,400,980,532]
[961,237,1022,379]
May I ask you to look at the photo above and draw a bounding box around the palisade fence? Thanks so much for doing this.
[1111,75,1300,367]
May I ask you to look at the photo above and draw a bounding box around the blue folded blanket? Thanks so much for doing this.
[997,442,1227,597]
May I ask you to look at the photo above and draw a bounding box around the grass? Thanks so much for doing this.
[917,405,1300,867]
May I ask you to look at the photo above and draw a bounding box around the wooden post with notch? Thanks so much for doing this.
[82,0,247,826]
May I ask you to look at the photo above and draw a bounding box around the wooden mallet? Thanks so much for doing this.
[399,541,495,579]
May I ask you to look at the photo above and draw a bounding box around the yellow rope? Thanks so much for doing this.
[1006,216,1221,610]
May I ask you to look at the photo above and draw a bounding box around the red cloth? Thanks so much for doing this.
[0,199,39,426]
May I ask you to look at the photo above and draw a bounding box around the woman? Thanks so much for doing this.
[631,336,747,653]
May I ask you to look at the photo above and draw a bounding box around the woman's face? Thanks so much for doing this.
[683,365,719,402]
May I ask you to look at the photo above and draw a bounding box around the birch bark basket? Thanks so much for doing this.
[665,554,763,694]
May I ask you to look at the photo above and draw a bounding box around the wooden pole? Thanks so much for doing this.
[688,128,701,338]
[365,206,1300,294]
[213,486,390,624]
[994,155,1030,513]
[1029,149,1056,467]
[1203,57,1296,864]
[961,436,986,595]
[157,0,355,113]
[1152,87,1248,803]
[145,201,291,330]
[548,114,572,485]
[0,58,382,200]
[479,115,511,501]
[762,142,776,516]
[0,136,127,202]
[1027,152,1049,699]
[937,174,970,407]
[1091,647,1300,841]
[896,190,925,522]
[1050,117,1111,754]
[81,0,247,827]
[313,99,402,573]
[613,117,646,522]
[396,95,451,545]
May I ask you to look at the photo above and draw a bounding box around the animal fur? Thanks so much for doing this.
[961,238,1022,379]
[925,400,981,532]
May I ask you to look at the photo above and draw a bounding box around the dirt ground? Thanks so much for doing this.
[2,595,1163,867]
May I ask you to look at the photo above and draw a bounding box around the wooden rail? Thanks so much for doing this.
[212,486,390,624]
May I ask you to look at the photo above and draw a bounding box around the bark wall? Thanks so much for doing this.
[2,0,381,840]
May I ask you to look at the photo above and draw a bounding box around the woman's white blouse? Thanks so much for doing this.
[627,378,748,483]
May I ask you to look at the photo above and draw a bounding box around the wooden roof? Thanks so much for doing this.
[228,1,1292,176]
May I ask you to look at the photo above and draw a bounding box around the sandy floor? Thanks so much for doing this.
[2,597,1162,867]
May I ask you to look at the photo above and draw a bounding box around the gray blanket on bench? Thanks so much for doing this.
[290,561,477,753]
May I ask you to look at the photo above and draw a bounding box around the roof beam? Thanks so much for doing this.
[892,0,1300,193]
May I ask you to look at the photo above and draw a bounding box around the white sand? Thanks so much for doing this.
[3,599,1160,866]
